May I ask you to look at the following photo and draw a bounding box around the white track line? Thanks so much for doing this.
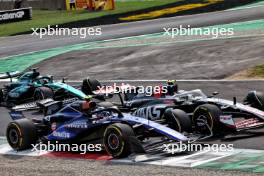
[113,148,264,167]
[0,144,48,156]
[0,79,264,83]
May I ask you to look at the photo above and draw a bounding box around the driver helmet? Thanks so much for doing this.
[81,96,96,111]
[43,78,49,84]
[32,69,40,79]
[166,80,178,96]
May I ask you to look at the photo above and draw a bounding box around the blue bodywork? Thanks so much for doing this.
[10,102,189,142]
[47,102,188,141]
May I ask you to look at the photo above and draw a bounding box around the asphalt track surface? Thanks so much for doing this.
[0,6,264,57]
[33,35,264,80]
[0,155,262,176]
[0,155,261,176]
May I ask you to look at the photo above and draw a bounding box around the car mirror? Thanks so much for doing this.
[62,77,68,83]
[213,92,219,96]
[233,97,237,105]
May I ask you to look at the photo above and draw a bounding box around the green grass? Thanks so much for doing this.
[249,65,264,77]
[0,0,181,37]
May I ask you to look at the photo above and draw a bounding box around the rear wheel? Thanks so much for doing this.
[244,91,264,111]
[34,87,54,101]
[103,123,135,158]
[164,109,192,133]
[192,104,222,135]
[6,119,38,150]
[0,89,3,103]
[82,78,101,95]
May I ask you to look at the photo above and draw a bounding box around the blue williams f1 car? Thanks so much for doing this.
[6,98,190,158]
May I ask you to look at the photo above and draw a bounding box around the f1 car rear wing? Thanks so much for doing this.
[12,98,55,111]
[12,98,79,112]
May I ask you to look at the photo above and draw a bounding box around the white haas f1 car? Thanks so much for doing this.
[88,81,264,136]
[131,89,264,136]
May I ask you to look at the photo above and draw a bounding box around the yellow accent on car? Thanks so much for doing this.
[193,106,214,130]
[84,95,93,101]
[103,125,125,157]
[12,123,23,147]
[167,80,176,83]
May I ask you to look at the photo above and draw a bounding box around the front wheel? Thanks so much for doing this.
[164,109,192,133]
[244,91,264,111]
[103,123,135,158]
[6,119,38,150]
[192,104,222,135]
[0,89,3,103]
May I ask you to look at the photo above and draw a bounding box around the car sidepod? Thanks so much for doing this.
[118,114,189,142]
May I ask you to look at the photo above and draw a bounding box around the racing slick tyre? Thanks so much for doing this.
[34,87,54,101]
[0,89,3,103]
[82,78,101,95]
[103,123,135,158]
[6,119,38,150]
[244,91,264,111]
[164,109,192,133]
[192,104,222,135]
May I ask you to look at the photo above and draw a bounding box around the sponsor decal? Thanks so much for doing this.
[65,121,88,129]
[235,118,264,129]
[0,8,32,24]
[52,131,70,138]
[8,92,20,98]
[0,11,24,21]
[220,115,235,127]
[133,106,164,120]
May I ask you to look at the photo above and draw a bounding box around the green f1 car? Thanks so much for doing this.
[0,68,101,107]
